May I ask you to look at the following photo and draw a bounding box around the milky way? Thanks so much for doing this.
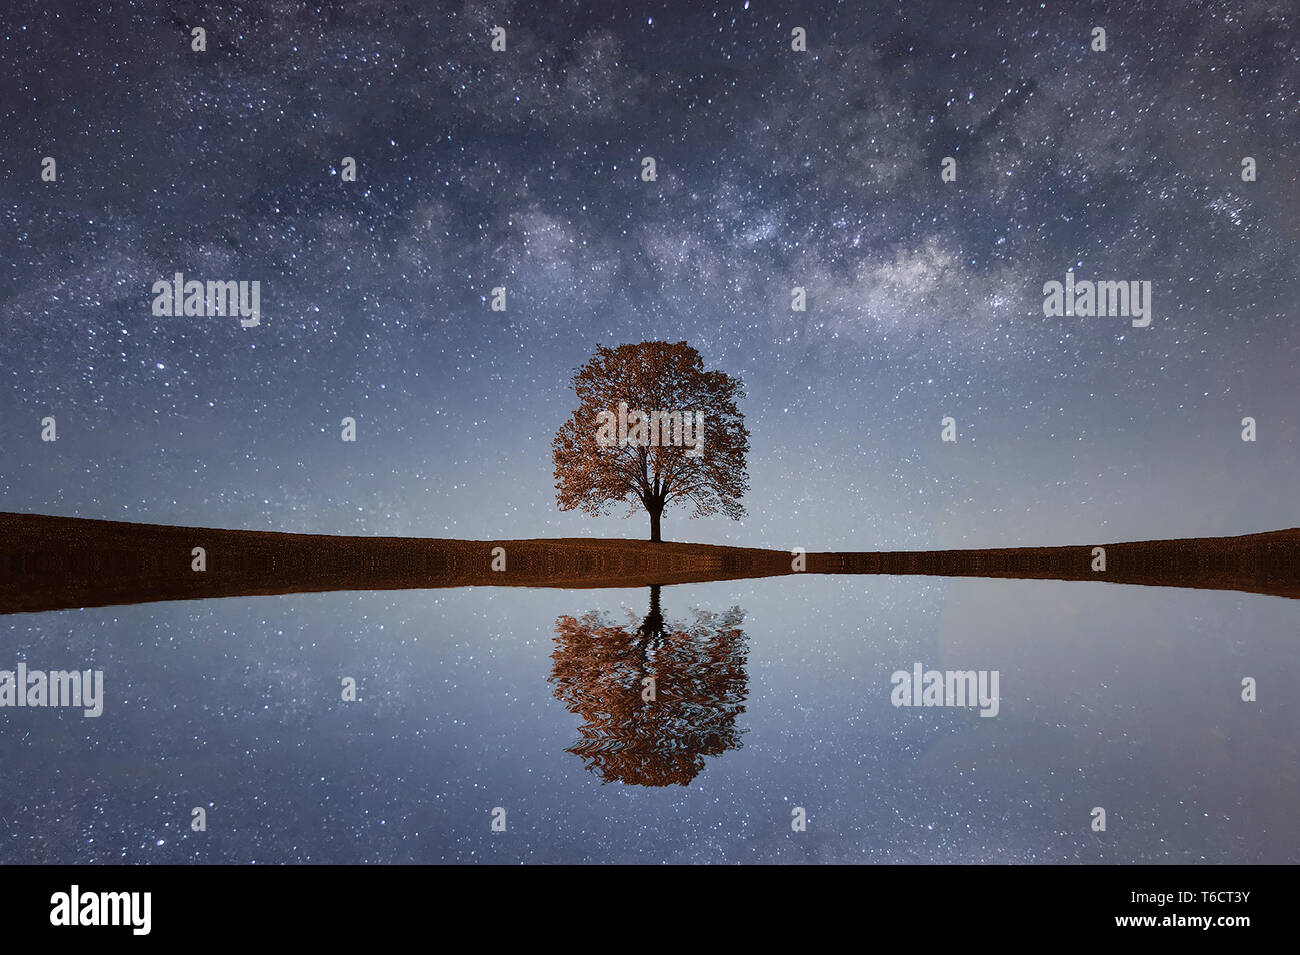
[2,0,1297,546]
[1,0,1298,871]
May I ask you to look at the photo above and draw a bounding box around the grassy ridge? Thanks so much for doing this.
[2,511,1298,614]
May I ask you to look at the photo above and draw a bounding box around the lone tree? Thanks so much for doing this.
[553,341,749,542]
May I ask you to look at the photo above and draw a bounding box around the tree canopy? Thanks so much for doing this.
[552,341,749,541]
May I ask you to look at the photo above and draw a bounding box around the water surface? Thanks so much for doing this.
[1,575,1294,863]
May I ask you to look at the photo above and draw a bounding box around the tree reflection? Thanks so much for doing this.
[548,585,749,786]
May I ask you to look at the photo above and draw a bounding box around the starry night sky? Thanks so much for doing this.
[2,0,1299,868]
[3,0,1298,549]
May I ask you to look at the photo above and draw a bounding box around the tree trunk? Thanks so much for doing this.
[648,503,663,542]
[640,585,664,642]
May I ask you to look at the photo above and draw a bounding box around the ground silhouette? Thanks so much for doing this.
[3,511,1299,614]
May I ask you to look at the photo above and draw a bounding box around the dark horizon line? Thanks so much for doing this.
[3,511,1299,615]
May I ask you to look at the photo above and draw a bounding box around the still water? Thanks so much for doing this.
[1,575,1296,863]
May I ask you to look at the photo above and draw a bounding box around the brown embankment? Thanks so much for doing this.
[2,511,1298,614]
